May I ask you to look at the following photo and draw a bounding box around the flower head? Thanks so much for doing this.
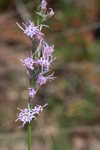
[43,43,54,57]
[36,73,55,86]
[37,57,51,71]
[16,105,35,126]
[16,104,47,127]
[16,21,43,40]
[40,0,47,13]
[48,8,55,17]
[32,103,48,114]
[21,57,34,70]
[23,21,38,38]
[35,30,44,41]
[37,74,47,85]
[29,88,36,99]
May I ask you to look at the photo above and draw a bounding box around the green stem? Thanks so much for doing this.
[37,15,40,26]
[37,0,41,25]
[28,122,32,150]
[28,1,41,150]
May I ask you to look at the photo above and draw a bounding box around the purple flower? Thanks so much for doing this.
[29,88,36,99]
[36,57,51,71]
[40,0,47,13]
[48,8,55,17]
[16,21,43,40]
[32,104,48,114]
[21,57,34,70]
[33,105,43,114]
[43,42,54,57]
[16,104,47,126]
[16,105,35,126]
[36,73,55,85]
[16,0,55,128]
[35,30,44,41]
[37,74,47,85]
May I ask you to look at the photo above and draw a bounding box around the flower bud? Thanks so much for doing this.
[40,0,47,13]
[48,8,54,17]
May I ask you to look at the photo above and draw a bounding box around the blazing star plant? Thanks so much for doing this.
[16,0,55,150]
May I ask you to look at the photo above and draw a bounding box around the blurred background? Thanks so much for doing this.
[1,0,100,150]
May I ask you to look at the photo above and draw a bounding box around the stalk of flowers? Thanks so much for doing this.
[16,0,55,150]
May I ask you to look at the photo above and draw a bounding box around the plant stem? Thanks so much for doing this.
[37,15,40,26]
[37,0,40,25]
[28,122,32,150]
[28,1,41,150]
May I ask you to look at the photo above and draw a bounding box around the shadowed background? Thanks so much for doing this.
[0,0,100,150]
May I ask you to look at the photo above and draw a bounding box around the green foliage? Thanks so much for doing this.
[87,40,100,62]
